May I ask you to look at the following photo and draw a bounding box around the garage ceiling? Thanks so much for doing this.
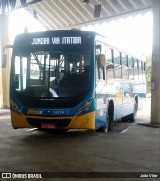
[15,0,152,30]
[1,0,153,29]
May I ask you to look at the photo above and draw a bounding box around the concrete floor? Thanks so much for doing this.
[0,97,159,181]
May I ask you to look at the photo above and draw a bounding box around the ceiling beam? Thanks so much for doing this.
[0,0,42,15]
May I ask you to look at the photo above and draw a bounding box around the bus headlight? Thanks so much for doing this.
[10,99,23,115]
[75,99,93,116]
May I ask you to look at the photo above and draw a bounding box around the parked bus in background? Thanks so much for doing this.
[6,30,146,132]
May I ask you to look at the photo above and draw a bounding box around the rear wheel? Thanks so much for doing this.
[128,101,138,122]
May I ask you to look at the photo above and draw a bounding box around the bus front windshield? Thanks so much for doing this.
[11,51,91,99]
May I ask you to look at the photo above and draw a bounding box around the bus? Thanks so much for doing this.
[7,30,146,132]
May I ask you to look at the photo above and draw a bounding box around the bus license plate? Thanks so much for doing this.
[41,124,55,129]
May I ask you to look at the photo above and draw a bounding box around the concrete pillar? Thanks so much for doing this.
[151,0,160,124]
[0,15,10,108]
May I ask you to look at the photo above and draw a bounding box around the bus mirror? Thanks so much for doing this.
[2,54,7,68]
[98,54,105,67]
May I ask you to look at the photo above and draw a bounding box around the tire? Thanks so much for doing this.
[96,114,109,133]
[128,100,138,122]
[96,101,114,133]
[108,101,114,131]
[96,116,109,133]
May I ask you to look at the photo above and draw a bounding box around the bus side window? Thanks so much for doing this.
[128,56,134,80]
[96,41,105,80]
[143,62,146,80]
[98,67,105,80]
[134,58,139,81]
[14,56,27,90]
[121,53,128,79]
[139,60,143,80]
[97,54,105,80]
[114,50,121,79]
[106,47,114,79]
[144,62,146,71]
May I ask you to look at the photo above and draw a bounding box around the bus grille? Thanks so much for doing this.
[26,118,71,128]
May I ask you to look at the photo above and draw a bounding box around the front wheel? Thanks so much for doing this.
[96,101,114,133]
[96,115,109,133]
[107,102,114,131]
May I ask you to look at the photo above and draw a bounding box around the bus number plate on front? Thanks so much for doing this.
[41,124,55,129]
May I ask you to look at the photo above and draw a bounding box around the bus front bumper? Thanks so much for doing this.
[11,111,96,130]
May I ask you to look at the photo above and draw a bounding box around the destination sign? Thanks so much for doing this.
[31,36,82,45]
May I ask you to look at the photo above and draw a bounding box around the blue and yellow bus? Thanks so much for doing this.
[9,30,146,132]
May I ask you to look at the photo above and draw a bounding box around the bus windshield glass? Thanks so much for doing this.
[11,50,91,99]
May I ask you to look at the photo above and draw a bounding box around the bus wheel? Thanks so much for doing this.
[128,100,138,122]
[96,114,109,133]
[96,101,114,133]
[108,101,114,131]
